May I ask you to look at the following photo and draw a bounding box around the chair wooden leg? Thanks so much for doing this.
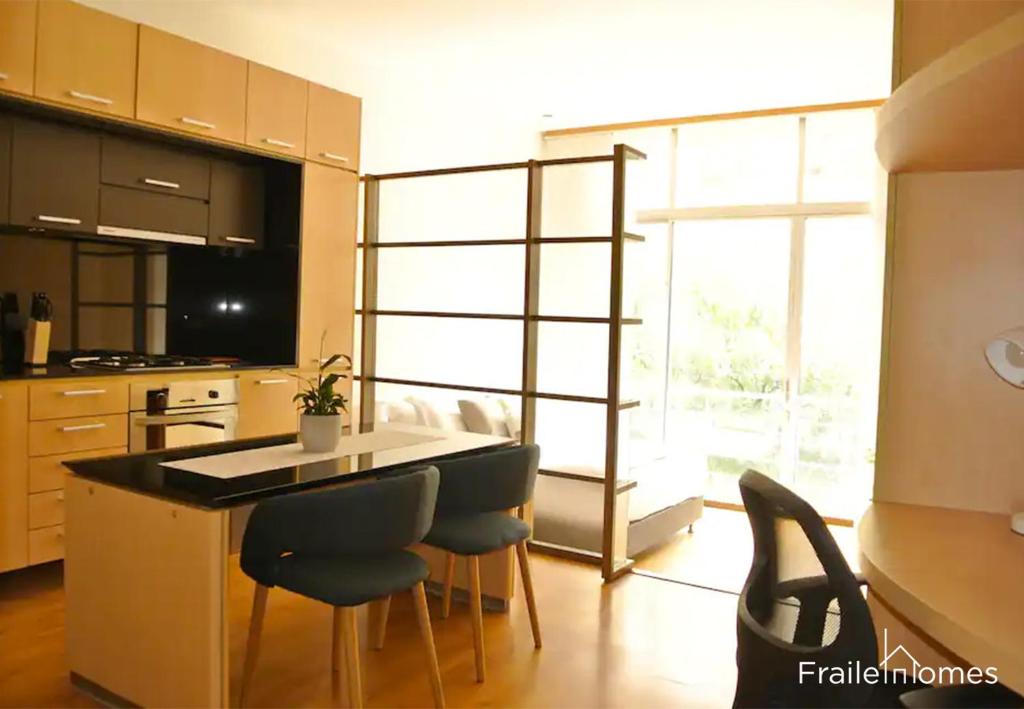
[341,607,363,708]
[369,595,391,650]
[332,606,347,708]
[441,552,456,619]
[239,583,269,707]
[467,555,486,683]
[411,582,446,708]
[515,540,542,649]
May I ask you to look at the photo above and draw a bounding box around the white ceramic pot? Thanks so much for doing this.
[299,414,342,453]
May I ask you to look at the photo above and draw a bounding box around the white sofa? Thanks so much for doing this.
[374,395,707,558]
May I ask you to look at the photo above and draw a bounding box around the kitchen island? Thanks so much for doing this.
[63,423,513,707]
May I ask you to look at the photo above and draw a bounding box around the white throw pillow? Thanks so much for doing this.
[498,398,521,440]
[405,396,452,430]
[458,398,510,436]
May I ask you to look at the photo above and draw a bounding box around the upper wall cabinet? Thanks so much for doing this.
[136,26,247,144]
[35,0,138,119]
[0,0,37,97]
[246,63,307,159]
[10,118,100,233]
[306,83,361,171]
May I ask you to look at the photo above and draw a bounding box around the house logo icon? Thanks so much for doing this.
[879,629,920,674]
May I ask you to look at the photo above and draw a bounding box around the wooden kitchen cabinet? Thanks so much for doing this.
[10,118,100,233]
[30,379,129,421]
[0,115,10,223]
[297,163,358,372]
[136,26,248,144]
[208,160,265,248]
[0,382,28,573]
[0,0,37,98]
[246,63,307,159]
[305,83,361,171]
[35,0,138,119]
[237,371,299,439]
[101,135,211,200]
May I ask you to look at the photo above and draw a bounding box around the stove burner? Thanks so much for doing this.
[58,350,229,371]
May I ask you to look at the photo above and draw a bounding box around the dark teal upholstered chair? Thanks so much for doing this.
[237,466,445,709]
[425,444,542,682]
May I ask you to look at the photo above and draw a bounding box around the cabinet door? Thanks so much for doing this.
[208,160,265,248]
[35,0,138,118]
[237,372,298,439]
[246,63,307,159]
[101,135,211,200]
[137,26,247,144]
[99,185,209,241]
[0,0,37,97]
[10,118,100,233]
[0,115,10,223]
[305,83,361,171]
[298,163,357,378]
[0,382,28,573]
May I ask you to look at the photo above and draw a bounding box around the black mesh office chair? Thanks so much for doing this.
[735,470,925,708]
[238,466,445,709]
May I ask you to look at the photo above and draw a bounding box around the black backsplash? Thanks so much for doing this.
[165,244,298,365]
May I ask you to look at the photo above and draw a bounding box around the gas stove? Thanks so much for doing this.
[54,350,232,372]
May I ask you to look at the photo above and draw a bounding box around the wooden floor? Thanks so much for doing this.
[635,507,860,594]
[0,553,739,708]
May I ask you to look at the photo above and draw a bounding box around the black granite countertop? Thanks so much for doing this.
[65,425,514,510]
[0,361,294,381]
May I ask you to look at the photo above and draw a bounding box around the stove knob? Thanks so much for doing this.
[208,390,220,399]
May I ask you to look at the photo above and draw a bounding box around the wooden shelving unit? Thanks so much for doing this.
[876,9,1024,172]
[359,145,646,581]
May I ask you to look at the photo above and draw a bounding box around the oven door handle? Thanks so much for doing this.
[132,412,234,427]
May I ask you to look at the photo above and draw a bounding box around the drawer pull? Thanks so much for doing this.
[57,491,65,502]
[62,389,107,397]
[0,72,8,81]
[180,116,216,130]
[142,178,181,190]
[37,215,82,225]
[60,423,106,433]
[68,90,114,106]
[319,151,349,163]
[224,236,256,245]
[263,137,295,149]
[256,378,290,385]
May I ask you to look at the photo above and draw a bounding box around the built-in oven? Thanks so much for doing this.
[129,379,239,452]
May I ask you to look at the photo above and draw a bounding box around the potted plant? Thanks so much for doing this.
[285,334,352,452]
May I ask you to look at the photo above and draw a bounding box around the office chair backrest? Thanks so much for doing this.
[240,465,439,588]
[734,470,877,708]
[433,444,540,517]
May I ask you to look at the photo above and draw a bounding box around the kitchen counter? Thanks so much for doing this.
[63,424,518,707]
[0,361,293,381]
[66,425,512,509]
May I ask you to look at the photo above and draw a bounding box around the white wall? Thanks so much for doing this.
[81,0,893,174]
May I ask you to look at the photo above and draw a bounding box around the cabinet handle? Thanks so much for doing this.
[180,116,216,130]
[0,72,8,81]
[142,178,181,190]
[60,423,106,433]
[263,137,295,149]
[62,389,107,397]
[57,491,65,502]
[319,151,349,163]
[68,90,113,106]
[224,236,256,245]
[36,215,82,225]
[256,378,290,385]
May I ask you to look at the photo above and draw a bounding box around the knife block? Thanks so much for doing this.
[25,319,50,366]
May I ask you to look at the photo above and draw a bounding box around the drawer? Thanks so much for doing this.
[29,415,128,457]
[30,380,129,421]
[237,372,298,439]
[99,185,209,242]
[29,446,126,493]
[101,135,211,199]
[29,525,64,565]
[29,490,65,529]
